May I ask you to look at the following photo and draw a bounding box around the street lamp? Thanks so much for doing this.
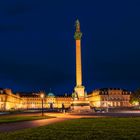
[40,92,45,116]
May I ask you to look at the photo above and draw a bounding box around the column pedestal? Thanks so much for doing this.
[71,86,91,112]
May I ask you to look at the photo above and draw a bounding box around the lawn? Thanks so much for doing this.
[0,117,140,140]
[0,115,53,124]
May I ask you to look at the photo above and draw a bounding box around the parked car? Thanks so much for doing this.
[93,107,105,113]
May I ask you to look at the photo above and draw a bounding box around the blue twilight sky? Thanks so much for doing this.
[0,0,140,94]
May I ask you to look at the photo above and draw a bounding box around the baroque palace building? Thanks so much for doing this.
[0,88,131,111]
[0,88,22,111]
[88,88,131,108]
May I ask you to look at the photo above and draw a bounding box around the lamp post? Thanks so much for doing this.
[40,92,45,116]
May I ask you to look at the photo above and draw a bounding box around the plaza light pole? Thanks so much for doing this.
[40,92,45,116]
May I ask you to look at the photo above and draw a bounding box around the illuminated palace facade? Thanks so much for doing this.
[0,88,131,111]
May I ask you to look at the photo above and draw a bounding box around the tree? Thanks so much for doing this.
[130,88,140,106]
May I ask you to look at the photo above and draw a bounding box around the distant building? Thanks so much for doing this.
[88,88,131,108]
[20,92,72,109]
[0,88,132,111]
[0,88,22,110]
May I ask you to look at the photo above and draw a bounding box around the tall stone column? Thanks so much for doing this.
[74,20,85,99]
[71,20,91,112]
[75,21,82,86]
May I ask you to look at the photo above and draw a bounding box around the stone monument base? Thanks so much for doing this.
[71,100,91,113]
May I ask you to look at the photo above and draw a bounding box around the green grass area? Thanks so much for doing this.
[0,117,140,140]
[0,115,53,124]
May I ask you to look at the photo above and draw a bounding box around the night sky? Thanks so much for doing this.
[0,0,140,94]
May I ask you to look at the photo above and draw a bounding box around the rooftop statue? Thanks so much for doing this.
[74,19,82,40]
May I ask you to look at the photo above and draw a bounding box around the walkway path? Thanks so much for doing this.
[0,112,140,132]
[0,113,82,132]
[0,117,73,132]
